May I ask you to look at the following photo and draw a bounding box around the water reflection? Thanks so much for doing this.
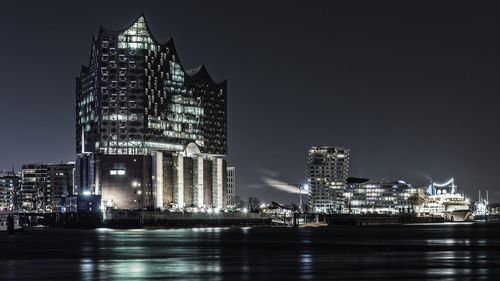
[74,225,499,280]
[3,224,500,280]
[424,234,491,280]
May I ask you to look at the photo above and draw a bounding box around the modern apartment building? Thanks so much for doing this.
[0,170,20,211]
[307,146,349,213]
[20,163,75,212]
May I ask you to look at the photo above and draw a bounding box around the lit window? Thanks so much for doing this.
[110,169,126,175]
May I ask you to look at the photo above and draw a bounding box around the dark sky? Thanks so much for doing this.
[1,1,499,203]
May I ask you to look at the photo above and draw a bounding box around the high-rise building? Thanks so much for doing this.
[307,146,349,213]
[21,163,75,212]
[75,15,228,210]
[226,167,236,208]
[0,170,20,211]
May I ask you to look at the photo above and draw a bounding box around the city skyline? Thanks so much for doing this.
[1,1,499,203]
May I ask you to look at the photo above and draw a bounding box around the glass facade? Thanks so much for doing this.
[76,15,227,156]
[345,180,424,214]
[75,15,228,210]
[118,16,157,51]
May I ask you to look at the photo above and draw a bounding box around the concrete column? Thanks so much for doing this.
[173,153,184,209]
[152,151,163,209]
[193,156,204,208]
[212,157,223,209]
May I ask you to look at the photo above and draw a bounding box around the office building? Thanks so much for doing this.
[75,15,228,210]
[307,146,349,213]
[345,178,425,214]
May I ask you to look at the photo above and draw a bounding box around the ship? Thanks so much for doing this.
[416,178,472,222]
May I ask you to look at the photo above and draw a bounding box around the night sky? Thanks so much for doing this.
[1,1,499,203]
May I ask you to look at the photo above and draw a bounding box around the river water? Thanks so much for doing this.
[2,223,500,280]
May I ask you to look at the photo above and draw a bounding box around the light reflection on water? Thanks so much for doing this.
[3,224,500,280]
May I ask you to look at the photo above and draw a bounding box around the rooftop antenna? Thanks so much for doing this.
[479,190,481,202]
[486,190,489,204]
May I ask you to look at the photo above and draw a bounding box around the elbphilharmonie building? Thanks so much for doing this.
[75,14,228,210]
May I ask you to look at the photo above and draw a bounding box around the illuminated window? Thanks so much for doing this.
[110,169,126,175]
[117,16,157,51]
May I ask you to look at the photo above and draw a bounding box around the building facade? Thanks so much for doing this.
[307,146,349,213]
[48,163,75,212]
[20,163,75,212]
[345,178,425,214]
[226,167,236,208]
[75,15,228,211]
[21,164,49,211]
[0,170,20,211]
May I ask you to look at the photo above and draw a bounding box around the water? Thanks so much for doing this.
[2,223,500,280]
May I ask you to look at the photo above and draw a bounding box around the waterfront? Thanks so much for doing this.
[2,223,500,280]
